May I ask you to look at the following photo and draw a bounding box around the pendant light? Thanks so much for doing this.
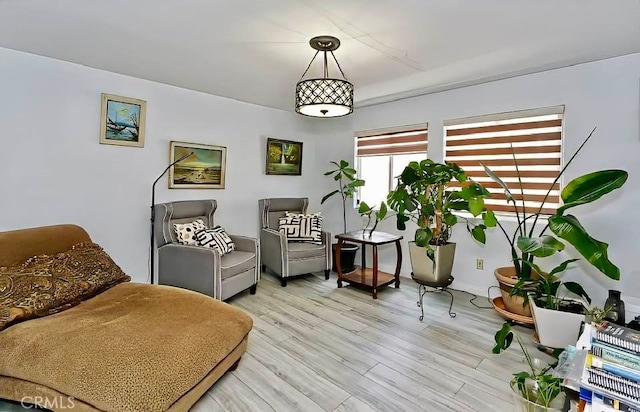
[295,35,354,118]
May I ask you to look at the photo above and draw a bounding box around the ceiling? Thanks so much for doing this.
[1,0,640,111]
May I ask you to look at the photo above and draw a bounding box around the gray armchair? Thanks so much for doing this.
[258,198,330,287]
[154,200,259,300]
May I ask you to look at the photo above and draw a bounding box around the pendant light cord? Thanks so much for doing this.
[298,50,320,81]
[298,50,349,81]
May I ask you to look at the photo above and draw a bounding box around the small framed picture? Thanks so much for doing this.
[169,141,227,189]
[266,138,303,176]
[99,93,146,147]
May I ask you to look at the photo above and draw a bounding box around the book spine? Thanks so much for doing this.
[596,324,640,354]
[587,368,640,403]
[592,343,640,371]
[589,354,640,383]
[602,393,640,412]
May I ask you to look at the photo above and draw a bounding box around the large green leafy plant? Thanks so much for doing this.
[322,160,365,233]
[483,129,627,282]
[387,159,496,258]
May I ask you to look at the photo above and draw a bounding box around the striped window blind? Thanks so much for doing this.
[355,124,428,206]
[356,125,428,157]
[444,107,563,215]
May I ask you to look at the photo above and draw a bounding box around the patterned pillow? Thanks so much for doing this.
[0,242,130,331]
[194,226,235,255]
[278,212,323,244]
[173,219,207,246]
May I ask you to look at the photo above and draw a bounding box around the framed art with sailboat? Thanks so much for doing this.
[99,93,147,147]
[265,138,303,176]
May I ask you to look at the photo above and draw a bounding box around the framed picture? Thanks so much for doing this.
[169,141,227,189]
[266,138,303,176]
[99,93,146,147]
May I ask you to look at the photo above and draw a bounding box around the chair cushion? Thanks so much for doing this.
[221,250,256,280]
[287,242,326,260]
[195,226,235,255]
[278,212,323,245]
[173,219,206,246]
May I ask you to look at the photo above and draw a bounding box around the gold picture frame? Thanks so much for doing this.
[169,141,227,189]
[265,138,303,176]
[99,93,147,147]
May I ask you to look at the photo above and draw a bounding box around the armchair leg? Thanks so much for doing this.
[250,284,257,295]
[280,278,287,287]
[324,269,330,280]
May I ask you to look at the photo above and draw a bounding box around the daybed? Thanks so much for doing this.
[0,224,253,411]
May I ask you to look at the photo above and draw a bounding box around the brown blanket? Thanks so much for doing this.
[0,282,253,411]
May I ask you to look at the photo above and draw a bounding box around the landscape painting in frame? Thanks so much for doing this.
[99,93,146,147]
[266,138,303,176]
[169,141,227,189]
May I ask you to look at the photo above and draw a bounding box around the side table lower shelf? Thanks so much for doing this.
[338,266,396,289]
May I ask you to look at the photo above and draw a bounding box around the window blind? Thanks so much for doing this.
[356,125,428,157]
[444,108,563,215]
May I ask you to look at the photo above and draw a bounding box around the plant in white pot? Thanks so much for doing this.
[322,160,365,273]
[483,129,628,319]
[387,160,496,285]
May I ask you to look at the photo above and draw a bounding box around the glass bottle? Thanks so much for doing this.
[604,289,626,325]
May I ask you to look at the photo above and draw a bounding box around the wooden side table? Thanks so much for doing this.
[335,230,403,299]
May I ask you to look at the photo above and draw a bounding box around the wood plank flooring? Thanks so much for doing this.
[193,272,549,412]
[0,272,548,412]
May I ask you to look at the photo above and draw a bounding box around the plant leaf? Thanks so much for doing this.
[471,225,487,244]
[482,164,514,203]
[548,258,580,276]
[557,170,628,214]
[321,189,340,204]
[339,160,348,168]
[415,228,433,247]
[396,213,410,231]
[548,214,620,280]
[483,210,497,227]
[377,202,388,220]
[563,281,592,304]
[517,236,565,257]
[468,197,485,217]
[358,201,372,214]
[493,322,513,353]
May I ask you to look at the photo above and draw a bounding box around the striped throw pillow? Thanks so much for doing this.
[194,226,235,255]
[278,212,323,244]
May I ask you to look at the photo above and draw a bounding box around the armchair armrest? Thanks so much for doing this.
[157,243,222,299]
[229,234,258,253]
[260,228,287,276]
[322,230,332,271]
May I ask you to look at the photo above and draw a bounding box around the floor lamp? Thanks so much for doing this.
[149,152,193,284]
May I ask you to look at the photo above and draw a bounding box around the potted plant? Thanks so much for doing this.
[493,322,565,411]
[357,201,389,236]
[484,129,627,318]
[387,159,496,285]
[512,259,591,348]
[322,160,365,273]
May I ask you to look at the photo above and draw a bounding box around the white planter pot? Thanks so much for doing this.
[529,296,585,349]
[409,242,456,286]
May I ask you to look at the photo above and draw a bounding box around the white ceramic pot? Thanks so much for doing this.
[409,242,456,286]
[529,296,585,349]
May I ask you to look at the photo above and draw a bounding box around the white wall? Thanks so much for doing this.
[0,47,319,283]
[330,53,640,315]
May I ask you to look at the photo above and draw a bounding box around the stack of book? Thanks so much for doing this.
[583,321,640,411]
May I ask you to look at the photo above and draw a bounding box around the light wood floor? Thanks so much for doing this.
[0,272,546,412]
[191,272,548,412]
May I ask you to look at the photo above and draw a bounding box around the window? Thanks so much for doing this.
[355,125,428,206]
[444,107,563,215]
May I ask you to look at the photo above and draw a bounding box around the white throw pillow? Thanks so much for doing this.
[173,219,207,246]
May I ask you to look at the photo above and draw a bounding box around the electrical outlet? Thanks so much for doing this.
[476,259,484,270]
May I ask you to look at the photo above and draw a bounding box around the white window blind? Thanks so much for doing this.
[355,124,428,206]
[444,108,563,215]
